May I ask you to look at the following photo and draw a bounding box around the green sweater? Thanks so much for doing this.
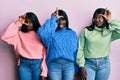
[76,19,120,67]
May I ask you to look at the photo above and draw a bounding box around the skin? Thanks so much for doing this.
[25,18,33,31]
[18,14,33,32]
[94,9,111,28]
[53,8,66,29]
[94,14,105,28]
[77,9,111,80]
[58,18,66,29]
[103,9,111,21]
[18,14,47,80]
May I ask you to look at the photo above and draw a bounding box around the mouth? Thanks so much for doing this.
[96,21,101,24]
[58,22,66,28]
[59,24,64,28]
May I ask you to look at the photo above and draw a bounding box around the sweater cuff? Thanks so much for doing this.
[51,15,59,22]
[78,64,84,67]
[15,21,22,27]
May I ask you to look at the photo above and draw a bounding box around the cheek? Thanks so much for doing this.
[100,19,104,24]
[30,24,33,27]
[27,23,33,29]
[28,23,33,27]
[99,17,104,22]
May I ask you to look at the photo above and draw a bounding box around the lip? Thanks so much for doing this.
[95,22,103,27]
[96,21,101,24]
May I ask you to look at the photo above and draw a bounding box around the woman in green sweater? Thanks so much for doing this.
[76,8,120,80]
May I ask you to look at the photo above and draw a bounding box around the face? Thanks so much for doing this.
[58,17,66,29]
[25,18,33,31]
[94,14,105,28]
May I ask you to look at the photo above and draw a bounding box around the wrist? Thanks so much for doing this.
[40,76,46,80]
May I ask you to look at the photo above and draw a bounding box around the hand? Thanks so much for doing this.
[77,67,87,80]
[53,8,63,19]
[18,15,25,24]
[103,8,111,21]
[40,76,47,80]
[74,72,80,80]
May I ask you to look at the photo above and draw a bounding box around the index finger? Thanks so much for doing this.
[19,15,25,19]
[56,7,58,15]
[104,8,108,15]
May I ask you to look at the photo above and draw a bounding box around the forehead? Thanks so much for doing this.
[95,14,103,17]
[25,18,32,22]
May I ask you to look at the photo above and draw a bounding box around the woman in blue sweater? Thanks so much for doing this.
[37,9,78,80]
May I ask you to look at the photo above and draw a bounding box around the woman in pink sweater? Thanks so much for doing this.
[1,12,47,80]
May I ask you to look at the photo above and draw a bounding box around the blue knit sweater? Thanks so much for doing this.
[37,15,78,63]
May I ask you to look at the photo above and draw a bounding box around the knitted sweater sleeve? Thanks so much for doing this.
[37,15,58,47]
[76,29,85,67]
[40,47,48,77]
[108,19,120,41]
[1,21,22,45]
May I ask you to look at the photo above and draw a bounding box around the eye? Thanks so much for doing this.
[25,19,32,24]
[99,15,103,19]
[59,17,65,20]
[28,20,32,24]
[94,15,103,20]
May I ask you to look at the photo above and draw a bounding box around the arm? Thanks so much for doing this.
[108,19,120,41]
[40,47,48,77]
[1,21,22,45]
[76,29,87,80]
[73,31,79,72]
[102,9,120,41]
[37,15,58,47]
[73,31,78,60]
[76,30,85,67]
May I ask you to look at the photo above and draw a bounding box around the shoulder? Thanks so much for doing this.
[68,29,77,36]
[79,27,91,37]
[80,27,89,34]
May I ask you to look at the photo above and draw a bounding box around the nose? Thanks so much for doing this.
[96,17,100,22]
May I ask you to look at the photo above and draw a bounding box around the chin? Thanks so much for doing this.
[60,27,64,29]
[59,26,64,29]
[97,26,102,28]
[95,24,102,28]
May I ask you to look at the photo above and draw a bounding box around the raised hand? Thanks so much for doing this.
[53,8,63,19]
[18,15,25,24]
[103,8,111,21]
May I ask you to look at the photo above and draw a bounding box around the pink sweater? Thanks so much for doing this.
[1,21,48,77]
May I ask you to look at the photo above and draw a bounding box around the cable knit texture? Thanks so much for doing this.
[77,19,120,67]
[1,21,48,77]
[37,15,78,64]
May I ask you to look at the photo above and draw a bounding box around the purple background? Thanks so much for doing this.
[0,0,120,80]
